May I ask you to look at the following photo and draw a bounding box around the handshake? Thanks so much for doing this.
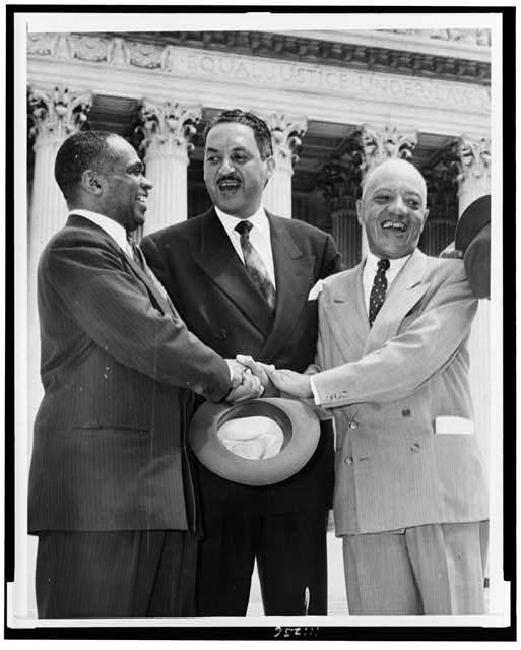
[224,355,313,403]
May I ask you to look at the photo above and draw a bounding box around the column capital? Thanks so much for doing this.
[27,85,92,146]
[454,136,491,183]
[360,124,418,175]
[453,136,491,213]
[263,113,307,171]
[136,100,201,161]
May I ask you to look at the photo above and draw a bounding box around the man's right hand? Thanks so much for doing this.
[226,359,248,388]
[225,369,264,403]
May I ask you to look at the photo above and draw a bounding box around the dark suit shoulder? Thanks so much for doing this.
[144,208,211,245]
[271,213,330,241]
[42,222,114,258]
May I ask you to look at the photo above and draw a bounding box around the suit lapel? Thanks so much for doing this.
[323,263,369,363]
[261,214,316,361]
[67,214,170,314]
[191,209,273,337]
[363,249,430,355]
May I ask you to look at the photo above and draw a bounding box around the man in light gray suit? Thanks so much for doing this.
[249,159,489,615]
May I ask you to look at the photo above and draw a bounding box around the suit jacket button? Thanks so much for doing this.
[344,456,353,465]
[215,328,227,341]
[348,420,359,430]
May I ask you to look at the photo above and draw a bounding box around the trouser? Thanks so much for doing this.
[196,509,329,616]
[36,529,198,618]
[342,521,489,615]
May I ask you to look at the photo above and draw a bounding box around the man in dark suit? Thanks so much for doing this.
[28,130,260,618]
[141,110,342,616]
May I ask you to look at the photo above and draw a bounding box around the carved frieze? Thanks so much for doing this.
[27,31,491,88]
[382,28,492,47]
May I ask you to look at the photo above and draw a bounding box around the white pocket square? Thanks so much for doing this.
[435,416,474,435]
[308,279,324,301]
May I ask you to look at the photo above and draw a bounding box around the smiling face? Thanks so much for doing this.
[357,159,429,259]
[203,122,274,218]
[101,135,153,232]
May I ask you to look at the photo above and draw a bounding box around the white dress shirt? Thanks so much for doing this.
[362,251,411,316]
[310,251,412,405]
[69,209,133,259]
[215,205,276,287]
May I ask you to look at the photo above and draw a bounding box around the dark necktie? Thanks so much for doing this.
[235,220,276,310]
[369,258,390,327]
[127,234,171,304]
[129,238,145,270]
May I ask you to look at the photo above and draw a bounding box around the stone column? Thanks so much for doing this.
[136,101,201,234]
[454,136,492,464]
[20,85,91,619]
[359,125,418,256]
[262,114,307,218]
[27,86,92,274]
[454,135,493,593]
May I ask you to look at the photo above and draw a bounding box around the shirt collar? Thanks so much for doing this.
[215,205,269,237]
[69,209,129,252]
[365,249,412,275]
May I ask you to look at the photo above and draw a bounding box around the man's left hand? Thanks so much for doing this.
[264,367,313,398]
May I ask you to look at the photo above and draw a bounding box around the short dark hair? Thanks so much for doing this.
[204,109,273,159]
[54,130,121,202]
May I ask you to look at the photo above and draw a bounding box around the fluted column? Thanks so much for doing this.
[359,125,418,256]
[21,85,91,619]
[454,136,492,464]
[27,85,92,431]
[136,101,200,234]
[262,114,307,218]
[28,86,92,275]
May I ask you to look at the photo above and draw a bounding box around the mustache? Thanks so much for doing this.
[216,174,241,183]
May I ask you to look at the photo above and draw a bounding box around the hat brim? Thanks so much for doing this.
[188,398,321,486]
[455,194,491,253]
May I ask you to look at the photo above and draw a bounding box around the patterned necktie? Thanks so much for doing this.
[235,220,276,310]
[369,258,390,327]
[127,234,171,304]
[129,238,145,270]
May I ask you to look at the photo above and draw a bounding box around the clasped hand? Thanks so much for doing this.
[234,355,313,399]
[225,359,265,403]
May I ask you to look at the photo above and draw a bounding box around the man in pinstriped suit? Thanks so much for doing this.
[27,131,260,618]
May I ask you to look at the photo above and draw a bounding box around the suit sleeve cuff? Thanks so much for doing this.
[310,375,322,406]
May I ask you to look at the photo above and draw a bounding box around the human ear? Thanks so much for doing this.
[82,170,105,196]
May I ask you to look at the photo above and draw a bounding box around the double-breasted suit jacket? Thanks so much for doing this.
[141,207,343,516]
[28,214,231,534]
[311,249,489,535]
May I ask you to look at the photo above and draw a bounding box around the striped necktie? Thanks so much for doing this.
[235,220,276,310]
